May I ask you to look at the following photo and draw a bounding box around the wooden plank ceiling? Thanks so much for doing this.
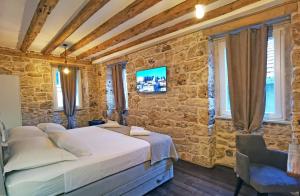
[0,0,297,64]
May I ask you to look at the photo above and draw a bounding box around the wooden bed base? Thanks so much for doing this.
[65,159,173,196]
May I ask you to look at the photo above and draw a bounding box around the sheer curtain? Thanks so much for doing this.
[59,66,78,129]
[226,26,268,132]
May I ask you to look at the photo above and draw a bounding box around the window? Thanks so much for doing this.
[215,26,286,121]
[106,64,129,113]
[52,67,82,110]
[122,65,129,110]
[215,39,231,117]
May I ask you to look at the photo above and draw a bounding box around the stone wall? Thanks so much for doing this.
[1,9,298,168]
[0,54,102,127]
[100,31,216,167]
[291,6,300,142]
[214,119,292,167]
[99,14,298,168]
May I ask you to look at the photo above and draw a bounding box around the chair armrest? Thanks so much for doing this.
[236,152,250,184]
[265,149,288,171]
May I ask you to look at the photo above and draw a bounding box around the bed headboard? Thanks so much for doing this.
[0,75,22,130]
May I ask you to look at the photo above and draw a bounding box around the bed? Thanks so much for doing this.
[0,125,178,196]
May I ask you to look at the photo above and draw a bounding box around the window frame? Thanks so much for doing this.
[263,25,286,120]
[52,67,83,111]
[214,38,231,118]
[122,64,129,110]
[214,26,286,121]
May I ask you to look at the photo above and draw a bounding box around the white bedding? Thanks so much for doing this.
[5,126,151,195]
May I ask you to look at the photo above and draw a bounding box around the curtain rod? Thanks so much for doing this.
[107,61,128,67]
[50,63,83,68]
[209,16,290,40]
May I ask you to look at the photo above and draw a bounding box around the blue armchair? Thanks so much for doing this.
[234,134,300,196]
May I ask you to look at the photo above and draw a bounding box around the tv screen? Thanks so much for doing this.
[136,66,167,93]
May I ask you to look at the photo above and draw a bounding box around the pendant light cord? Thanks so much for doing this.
[63,44,67,65]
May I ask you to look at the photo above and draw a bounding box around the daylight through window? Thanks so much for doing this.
[215,26,285,120]
[52,68,82,110]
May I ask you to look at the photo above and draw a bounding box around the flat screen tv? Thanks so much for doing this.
[136,66,167,93]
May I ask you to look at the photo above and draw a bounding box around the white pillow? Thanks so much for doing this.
[130,126,150,136]
[48,131,91,157]
[9,126,47,142]
[4,137,77,173]
[99,120,121,128]
[37,123,66,132]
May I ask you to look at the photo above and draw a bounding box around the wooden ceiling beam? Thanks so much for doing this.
[20,0,59,52]
[41,0,111,55]
[0,47,91,66]
[76,0,216,59]
[202,1,297,36]
[92,0,261,61]
[61,0,162,57]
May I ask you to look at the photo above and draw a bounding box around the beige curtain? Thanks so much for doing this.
[59,66,78,129]
[226,26,268,132]
[112,64,125,124]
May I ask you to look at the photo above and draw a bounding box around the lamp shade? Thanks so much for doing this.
[63,67,70,74]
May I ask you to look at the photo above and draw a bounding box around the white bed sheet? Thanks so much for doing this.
[5,126,151,195]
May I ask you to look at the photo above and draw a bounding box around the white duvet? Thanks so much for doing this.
[5,126,151,194]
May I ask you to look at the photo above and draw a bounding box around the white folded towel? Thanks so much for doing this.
[130,126,150,136]
[99,120,121,128]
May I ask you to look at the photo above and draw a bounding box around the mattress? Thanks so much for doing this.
[6,174,64,196]
[5,126,151,196]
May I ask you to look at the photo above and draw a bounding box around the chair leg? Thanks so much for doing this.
[234,177,243,196]
[257,192,268,196]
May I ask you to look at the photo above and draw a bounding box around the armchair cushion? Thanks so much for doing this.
[249,164,300,193]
